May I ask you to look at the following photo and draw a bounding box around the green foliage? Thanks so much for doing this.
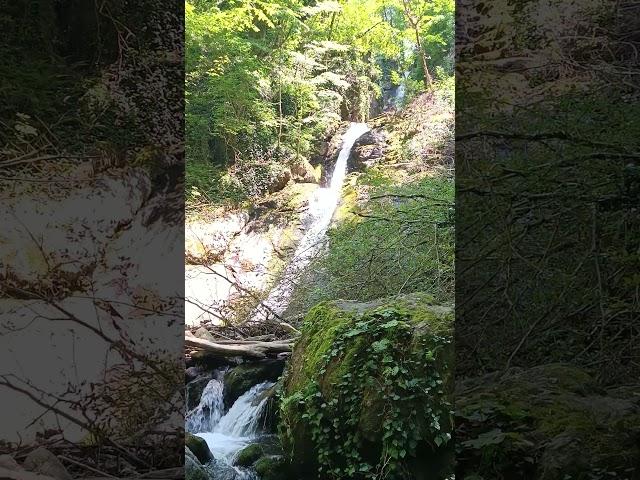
[185,0,454,206]
[291,176,454,312]
[280,298,453,479]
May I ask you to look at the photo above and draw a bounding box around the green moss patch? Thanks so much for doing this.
[234,444,264,467]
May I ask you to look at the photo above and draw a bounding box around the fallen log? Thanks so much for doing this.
[185,337,293,359]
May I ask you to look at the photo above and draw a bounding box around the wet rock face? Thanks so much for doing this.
[347,128,388,172]
[455,364,640,479]
[313,123,350,185]
[186,374,214,410]
[223,359,285,408]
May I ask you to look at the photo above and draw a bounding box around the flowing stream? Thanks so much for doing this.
[251,122,370,322]
[187,374,275,479]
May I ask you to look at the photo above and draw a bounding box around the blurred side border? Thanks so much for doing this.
[455,0,640,477]
[0,1,185,478]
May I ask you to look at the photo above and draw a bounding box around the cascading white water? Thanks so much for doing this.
[251,122,370,322]
[395,70,410,108]
[186,377,225,433]
[186,377,275,479]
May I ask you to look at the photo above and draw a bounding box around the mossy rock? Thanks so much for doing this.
[280,293,454,478]
[455,364,640,479]
[224,359,285,407]
[185,448,208,480]
[185,433,213,465]
[253,456,295,480]
[234,444,264,467]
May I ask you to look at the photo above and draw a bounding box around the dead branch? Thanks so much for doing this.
[185,336,293,359]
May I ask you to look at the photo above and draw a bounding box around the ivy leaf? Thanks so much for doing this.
[381,319,400,329]
[372,339,391,352]
[461,429,505,449]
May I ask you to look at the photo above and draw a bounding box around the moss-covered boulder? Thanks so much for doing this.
[253,456,295,480]
[186,433,213,465]
[224,359,284,408]
[280,293,454,479]
[234,444,264,467]
[455,364,640,479]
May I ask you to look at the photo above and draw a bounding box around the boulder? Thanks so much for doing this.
[185,366,202,382]
[347,128,388,172]
[224,359,285,408]
[185,448,208,480]
[455,364,640,479]
[23,448,72,480]
[267,169,291,194]
[233,444,264,467]
[253,456,294,480]
[194,327,217,342]
[0,455,22,472]
[290,158,320,184]
[186,432,213,465]
[280,293,454,478]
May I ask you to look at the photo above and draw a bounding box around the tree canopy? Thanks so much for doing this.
[185,0,454,205]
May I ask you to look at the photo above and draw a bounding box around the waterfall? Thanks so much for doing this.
[185,124,369,479]
[394,70,410,108]
[186,377,225,433]
[251,122,370,322]
[186,377,275,479]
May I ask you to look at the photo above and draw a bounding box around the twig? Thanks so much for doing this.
[58,455,118,478]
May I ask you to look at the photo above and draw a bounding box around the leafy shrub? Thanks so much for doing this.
[288,176,454,314]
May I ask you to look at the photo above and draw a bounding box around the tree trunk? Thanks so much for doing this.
[329,12,337,40]
[401,0,432,89]
[185,336,293,359]
[414,28,432,89]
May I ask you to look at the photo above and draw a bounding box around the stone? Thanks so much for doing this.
[539,432,589,480]
[186,432,213,465]
[185,366,202,382]
[23,448,72,480]
[267,169,291,194]
[186,375,213,410]
[185,448,208,480]
[194,327,216,342]
[223,359,285,408]
[254,456,294,480]
[0,455,22,472]
[290,158,320,184]
[347,128,388,172]
[234,443,264,467]
[455,364,640,479]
